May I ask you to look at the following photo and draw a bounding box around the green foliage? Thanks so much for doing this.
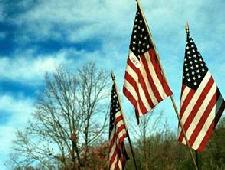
[125,117,225,170]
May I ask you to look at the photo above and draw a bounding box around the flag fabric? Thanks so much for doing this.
[178,25,225,152]
[123,4,173,120]
[109,83,129,170]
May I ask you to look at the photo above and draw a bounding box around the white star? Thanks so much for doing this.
[194,82,197,85]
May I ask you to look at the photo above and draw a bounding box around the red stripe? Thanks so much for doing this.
[148,49,172,96]
[109,142,126,170]
[196,99,225,152]
[116,125,127,137]
[189,92,217,146]
[109,144,120,165]
[115,114,124,123]
[197,121,214,152]
[127,57,155,109]
[141,53,162,103]
[182,77,214,130]
[124,71,147,114]
[110,132,117,149]
[179,77,214,141]
[123,87,137,109]
[180,86,195,119]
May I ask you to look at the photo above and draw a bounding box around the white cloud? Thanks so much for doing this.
[0,95,34,129]
[0,95,34,169]
[13,0,133,43]
[0,49,75,84]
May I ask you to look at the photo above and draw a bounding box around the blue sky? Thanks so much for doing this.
[1,0,225,168]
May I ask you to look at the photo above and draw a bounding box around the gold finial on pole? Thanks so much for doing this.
[185,22,190,33]
[111,71,115,82]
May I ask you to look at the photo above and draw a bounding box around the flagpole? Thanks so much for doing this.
[195,151,199,169]
[111,72,138,170]
[134,0,198,169]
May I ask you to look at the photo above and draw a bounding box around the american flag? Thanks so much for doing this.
[178,24,225,152]
[123,4,172,121]
[109,82,129,170]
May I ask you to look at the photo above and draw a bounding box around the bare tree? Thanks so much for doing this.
[8,62,110,169]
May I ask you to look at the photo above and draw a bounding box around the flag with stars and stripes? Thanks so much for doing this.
[109,83,129,170]
[178,24,225,152]
[123,4,173,122]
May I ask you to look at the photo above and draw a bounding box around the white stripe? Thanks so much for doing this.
[109,129,116,157]
[125,63,138,81]
[137,80,150,111]
[137,102,143,116]
[115,111,124,119]
[178,86,190,144]
[125,68,150,112]
[144,52,167,99]
[139,55,158,105]
[110,154,118,170]
[192,105,216,150]
[184,83,216,142]
[181,72,212,124]
[124,79,138,101]
[118,159,122,169]
[124,75,145,117]
[117,130,127,142]
[180,86,191,107]
[192,97,224,150]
